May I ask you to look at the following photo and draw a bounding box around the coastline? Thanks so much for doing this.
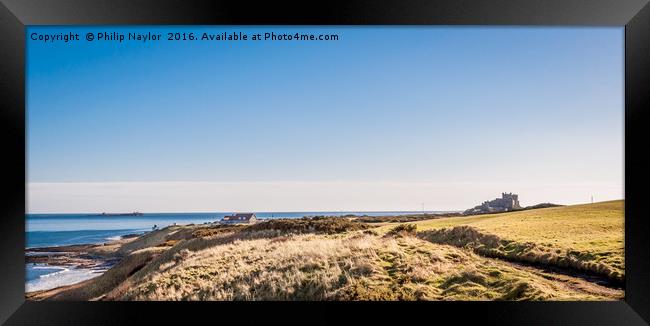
[25,205,625,301]
[24,203,625,301]
[25,234,142,293]
[24,211,461,293]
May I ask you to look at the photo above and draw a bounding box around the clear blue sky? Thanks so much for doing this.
[26,26,624,213]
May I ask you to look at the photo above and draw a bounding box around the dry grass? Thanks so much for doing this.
[117,226,200,255]
[385,224,418,237]
[110,232,620,301]
[116,224,232,254]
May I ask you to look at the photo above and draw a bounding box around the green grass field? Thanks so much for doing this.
[407,200,624,281]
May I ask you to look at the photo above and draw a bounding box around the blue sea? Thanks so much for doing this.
[25,211,449,292]
[26,211,451,248]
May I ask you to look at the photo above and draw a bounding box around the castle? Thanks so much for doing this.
[463,193,522,215]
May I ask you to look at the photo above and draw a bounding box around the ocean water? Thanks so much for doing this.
[26,211,448,247]
[27,229,151,248]
[25,211,448,292]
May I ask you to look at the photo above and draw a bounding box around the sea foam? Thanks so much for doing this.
[26,265,106,292]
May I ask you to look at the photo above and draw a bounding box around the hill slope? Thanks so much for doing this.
[27,201,624,301]
[412,200,624,282]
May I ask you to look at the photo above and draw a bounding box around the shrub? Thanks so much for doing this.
[192,225,243,238]
[386,224,417,237]
[244,217,372,235]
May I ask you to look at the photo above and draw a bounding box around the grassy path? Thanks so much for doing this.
[396,201,625,283]
[503,261,623,298]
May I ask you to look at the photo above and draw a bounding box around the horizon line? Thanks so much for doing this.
[26,199,624,215]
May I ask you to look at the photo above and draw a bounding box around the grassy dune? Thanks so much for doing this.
[109,232,618,301]
[410,200,624,282]
[27,202,624,301]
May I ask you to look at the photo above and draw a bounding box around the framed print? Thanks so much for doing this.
[1,0,649,325]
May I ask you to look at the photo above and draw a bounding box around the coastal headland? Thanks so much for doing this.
[26,200,624,301]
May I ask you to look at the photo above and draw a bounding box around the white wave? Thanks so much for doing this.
[26,267,105,293]
[38,267,70,278]
[30,265,65,271]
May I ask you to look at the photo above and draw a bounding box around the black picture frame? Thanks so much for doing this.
[1,1,649,325]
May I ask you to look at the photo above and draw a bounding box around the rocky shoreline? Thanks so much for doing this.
[25,233,143,295]
[26,246,119,269]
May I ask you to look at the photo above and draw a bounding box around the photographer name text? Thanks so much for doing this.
[30,31,340,44]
